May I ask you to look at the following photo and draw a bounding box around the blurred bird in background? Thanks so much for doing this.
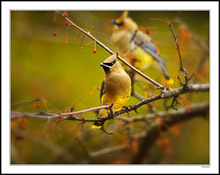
[111,11,170,80]
[92,54,131,129]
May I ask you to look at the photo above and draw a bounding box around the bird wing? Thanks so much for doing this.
[140,43,170,79]
[141,42,158,54]
[100,80,105,105]
[132,30,170,79]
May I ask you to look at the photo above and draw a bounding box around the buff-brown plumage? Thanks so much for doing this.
[92,55,131,129]
[111,11,170,79]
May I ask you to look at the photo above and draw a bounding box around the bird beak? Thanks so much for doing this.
[100,63,111,68]
[100,63,105,67]
[111,19,117,25]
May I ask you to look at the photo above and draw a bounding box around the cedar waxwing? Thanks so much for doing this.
[92,54,131,129]
[111,11,170,80]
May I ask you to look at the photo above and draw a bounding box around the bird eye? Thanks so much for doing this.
[112,20,124,27]
[116,21,124,27]
[103,59,116,67]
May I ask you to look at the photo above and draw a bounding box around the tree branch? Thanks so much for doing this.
[160,84,209,99]
[11,105,110,121]
[11,84,209,127]
[131,102,209,163]
[118,102,209,123]
[114,84,209,117]
[87,103,209,163]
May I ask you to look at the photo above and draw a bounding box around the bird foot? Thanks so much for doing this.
[122,105,132,114]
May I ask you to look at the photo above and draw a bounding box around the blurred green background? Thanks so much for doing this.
[11,11,209,164]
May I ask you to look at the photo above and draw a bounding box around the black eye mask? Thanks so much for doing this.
[103,59,117,67]
[112,20,124,27]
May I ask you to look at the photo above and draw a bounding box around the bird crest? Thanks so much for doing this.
[115,11,128,24]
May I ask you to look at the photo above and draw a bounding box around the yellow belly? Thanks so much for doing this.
[99,73,131,117]
[134,47,153,70]
[99,94,130,117]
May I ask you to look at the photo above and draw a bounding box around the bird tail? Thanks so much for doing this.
[92,121,103,129]
[141,44,170,80]
[91,108,107,129]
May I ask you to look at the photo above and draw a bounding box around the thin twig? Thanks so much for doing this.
[11,97,43,106]
[90,144,128,161]
[56,11,164,89]
[76,136,92,160]
[131,91,146,101]
[168,22,188,76]
[61,105,110,116]
[175,17,209,52]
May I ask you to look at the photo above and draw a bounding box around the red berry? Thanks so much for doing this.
[162,138,170,146]
[93,49,97,53]
[53,32,57,36]
[59,117,64,122]
[16,133,24,140]
[186,108,191,114]
[65,21,70,26]
[33,104,40,109]
[63,11,68,17]
[166,87,170,90]
[148,103,153,108]
[19,124,26,130]
[156,50,160,55]
[146,29,150,35]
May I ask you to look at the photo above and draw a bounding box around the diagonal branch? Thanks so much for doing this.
[56,11,164,89]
